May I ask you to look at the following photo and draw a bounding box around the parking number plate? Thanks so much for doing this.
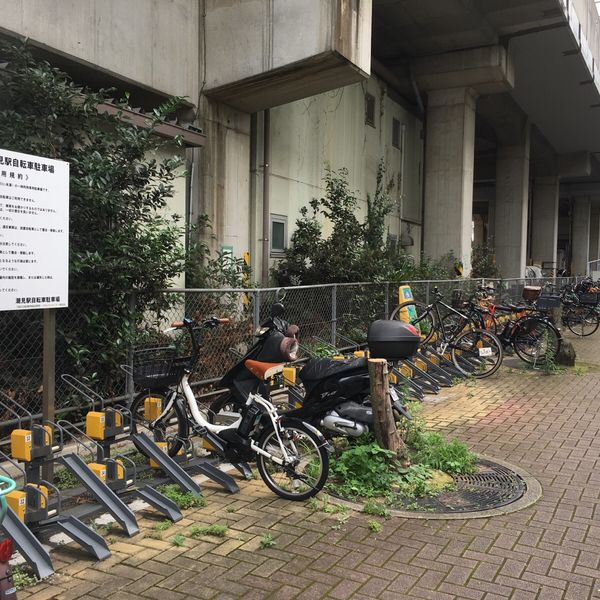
[478,347,493,357]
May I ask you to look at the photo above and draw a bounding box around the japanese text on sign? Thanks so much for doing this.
[0,149,69,311]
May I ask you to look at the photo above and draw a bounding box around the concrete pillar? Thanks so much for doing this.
[494,128,531,278]
[572,197,591,275]
[588,207,600,267]
[530,176,559,270]
[423,87,477,273]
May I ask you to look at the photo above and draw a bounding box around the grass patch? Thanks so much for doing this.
[362,500,390,519]
[158,485,206,510]
[367,519,382,533]
[54,468,80,491]
[153,520,172,532]
[11,565,39,590]
[259,533,276,549]
[189,524,228,538]
[171,534,185,547]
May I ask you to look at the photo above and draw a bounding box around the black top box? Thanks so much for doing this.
[367,320,421,360]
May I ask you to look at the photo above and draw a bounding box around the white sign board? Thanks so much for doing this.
[0,149,69,311]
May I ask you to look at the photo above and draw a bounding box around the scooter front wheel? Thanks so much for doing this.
[256,423,329,501]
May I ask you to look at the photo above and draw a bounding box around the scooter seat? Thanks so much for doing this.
[299,357,367,386]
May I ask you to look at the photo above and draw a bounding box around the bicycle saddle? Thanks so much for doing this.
[244,359,284,380]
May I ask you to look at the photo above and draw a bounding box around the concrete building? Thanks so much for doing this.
[2,0,600,281]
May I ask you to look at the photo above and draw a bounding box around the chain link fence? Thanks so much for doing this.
[0,276,579,433]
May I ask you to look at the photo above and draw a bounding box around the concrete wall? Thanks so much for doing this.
[0,0,200,99]
[245,75,424,279]
[203,0,372,111]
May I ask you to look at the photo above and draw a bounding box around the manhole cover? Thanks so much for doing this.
[396,459,527,514]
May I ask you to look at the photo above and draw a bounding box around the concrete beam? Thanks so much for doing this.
[423,87,477,273]
[412,46,514,95]
[572,197,591,275]
[530,176,559,269]
[494,124,531,278]
[558,152,591,178]
[589,206,600,266]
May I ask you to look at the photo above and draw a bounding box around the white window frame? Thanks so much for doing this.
[270,214,288,257]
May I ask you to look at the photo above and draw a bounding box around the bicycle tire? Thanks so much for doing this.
[390,301,437,345]
[451,329,503,378]
[256,422,329,501]
[129,389,189,457]
[512,319,561,365]
[564,307,600,337]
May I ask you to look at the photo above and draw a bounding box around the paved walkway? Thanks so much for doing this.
[19,332,600,599]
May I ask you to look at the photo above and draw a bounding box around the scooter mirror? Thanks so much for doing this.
[275,287,287,302]
[270,302,285,317]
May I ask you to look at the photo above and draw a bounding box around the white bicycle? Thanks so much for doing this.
[128,317,330,500]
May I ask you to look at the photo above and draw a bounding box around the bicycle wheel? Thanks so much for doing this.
[390,301,437,345]
[255,422,329,501]
[564,307,600,337]
[451,329,503,378]
[129,389,189,457]
[512,319,561,365]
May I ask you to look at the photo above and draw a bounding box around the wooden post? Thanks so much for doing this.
[42,308,56,482]
[368,358,407,457]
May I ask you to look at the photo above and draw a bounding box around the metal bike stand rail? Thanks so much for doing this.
[421,347,467,379]
[390,368,425,401]
[1,507,54,579]
[194,462,240,493]
[54,515,111,561]
[135,486,182,521]
[401,360,440,393]
[131,432,201,495]
[414,352,454,386]
[59,454,139,537]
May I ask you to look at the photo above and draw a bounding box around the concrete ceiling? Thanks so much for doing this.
[510,26,600,155]
[372,0,562,61]
[372,0,600,162]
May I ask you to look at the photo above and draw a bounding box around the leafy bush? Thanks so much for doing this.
[471,244,501,278]
[0,41,187,392]
[272,164,457,286]
[410,432,476,475]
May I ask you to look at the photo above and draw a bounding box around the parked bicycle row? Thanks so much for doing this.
[0,280,586,580]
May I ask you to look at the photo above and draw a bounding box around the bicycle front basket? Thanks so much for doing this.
[537,295,561,310]
[451,289,466,309]
[132,346,190,388]
[578,292,599,305]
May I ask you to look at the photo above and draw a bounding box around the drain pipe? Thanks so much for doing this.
[261,109,271,287]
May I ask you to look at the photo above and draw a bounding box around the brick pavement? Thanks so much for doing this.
[18,332,600,599]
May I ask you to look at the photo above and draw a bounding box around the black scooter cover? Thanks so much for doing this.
[299,357,368,395]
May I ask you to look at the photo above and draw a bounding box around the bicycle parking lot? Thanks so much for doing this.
[15,329,600,600]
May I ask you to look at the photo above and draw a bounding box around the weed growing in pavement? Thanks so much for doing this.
[188,524,228,538]
[367,520,382,533]
[11,566,39,590]
[331,513,350,530]
[362,500,391,519]
[158,485,206,510]
[306,497,319,511]
[171,534,186,547]
[54,468,79,491]
[259,533,276,549]
[153,520,172,532]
